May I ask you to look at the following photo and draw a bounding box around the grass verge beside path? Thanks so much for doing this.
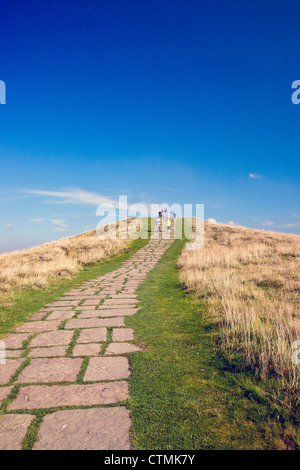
[0,237,148,339]
[127,239,282,450]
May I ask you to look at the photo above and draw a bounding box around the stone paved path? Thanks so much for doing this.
[0,239,172,450]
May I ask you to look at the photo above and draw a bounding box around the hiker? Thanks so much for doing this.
[167,218,171,232]
[156,216,161,231]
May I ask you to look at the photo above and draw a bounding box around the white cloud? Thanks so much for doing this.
[50,219,69,227]
[4,222,13,228]
[24,188,123,208]
[207,218,217,224]
[31,218,44,222]
[248,173,262,179]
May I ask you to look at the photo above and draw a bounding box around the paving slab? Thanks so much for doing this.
[81,299,102,305]
[9,381,129,410]
[105,342,143,355]
[0,414,35,450]
[66,317,125,328]
[34,407,131,450]
[76,310,104,318]
[84,356,130,381]
[0,359,24,384]
[6,350,24,358]
[79,309,138,318]
[112,328,135,342]
[29,330,74,347]
[3,333,32,349]
[17,358,82,383]
[76,328,107,343]
[72,343,101,356]
[16,320,61,333]
[28,346,67,358]
[46,300,80,307]
[46,310,75,321]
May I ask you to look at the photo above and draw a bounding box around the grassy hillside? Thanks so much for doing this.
[0,219,140,338]
[178,221,300,448]
[0,220,135,293]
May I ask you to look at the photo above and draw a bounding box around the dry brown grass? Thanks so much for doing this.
[0,220,132,293]
[178,221,300,401]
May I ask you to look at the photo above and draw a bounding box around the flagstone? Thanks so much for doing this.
[112,328,135,342]
[84,356,130,381]
[9,381,129,410]
[72,343,101,356]
[29,330,74,347]
[76,328,107,343]
[0,359,24,384]
[17,357,82,383]
[78,309,137,318]
[66,317,125,329]
[76,310,103,318]
[46,300,80,307]
[81,299,102,305]
[34,407,131,450]
[6,350,24,358]
[3,333,32,349]
[28,346,67,357]
[0,414,35,450]
[105,342,143,355]
[46,310,75,321]
[16,320,61,333]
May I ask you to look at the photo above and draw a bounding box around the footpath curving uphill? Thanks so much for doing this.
[0,238,173,450]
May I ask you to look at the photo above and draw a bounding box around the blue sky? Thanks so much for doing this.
[1,0,300,251]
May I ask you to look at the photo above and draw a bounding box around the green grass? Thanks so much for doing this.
[0,237,148,340]
[127,239,285,450]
